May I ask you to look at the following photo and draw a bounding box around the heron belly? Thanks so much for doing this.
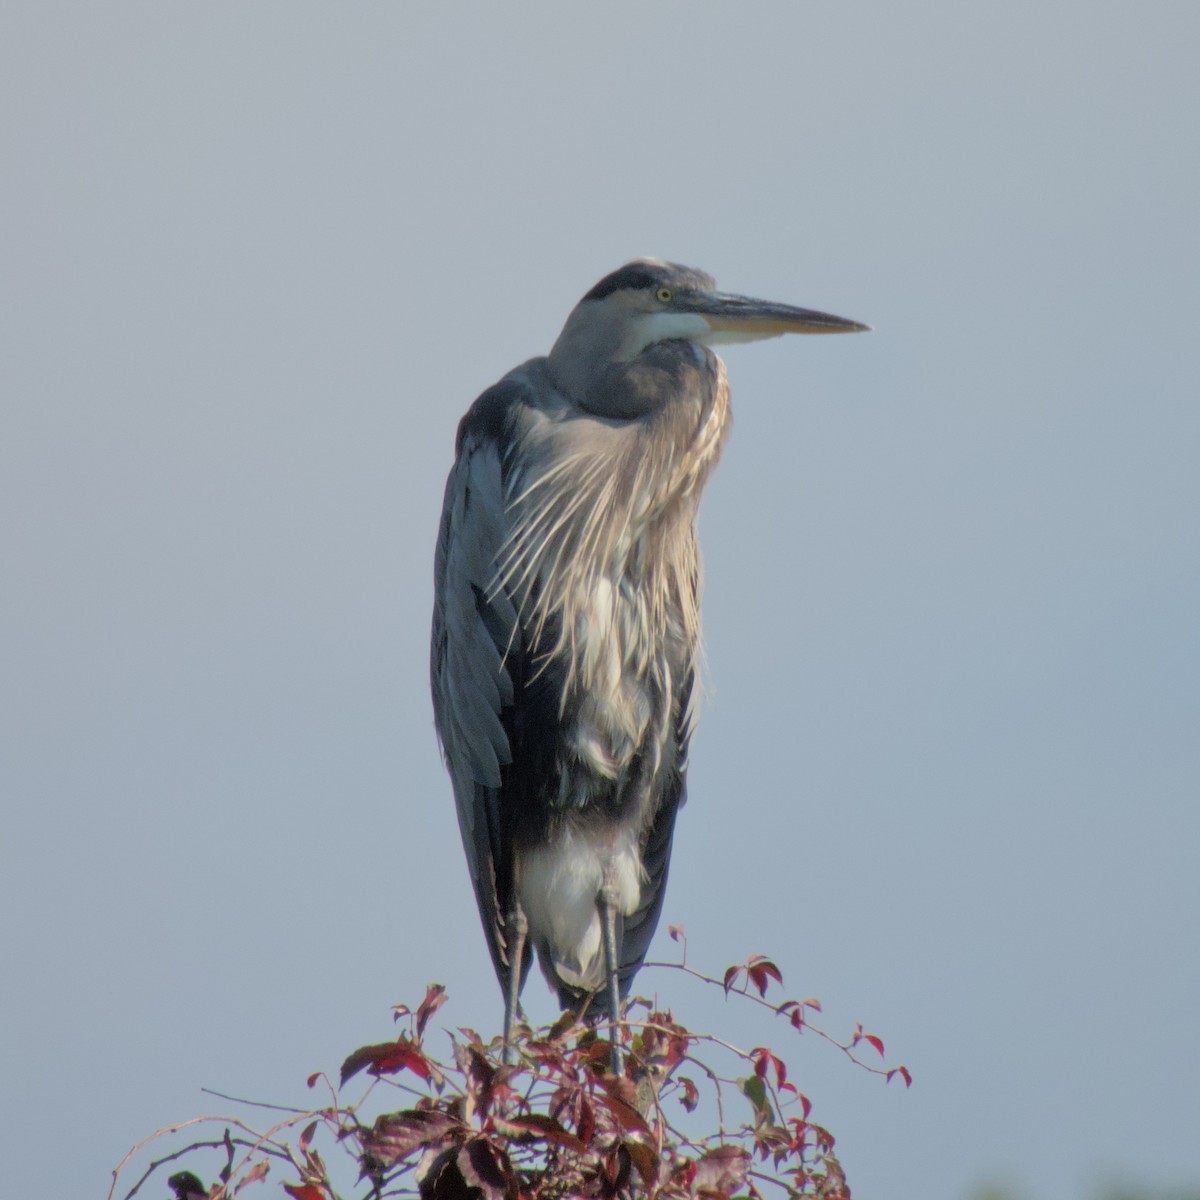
[517,824,642,994]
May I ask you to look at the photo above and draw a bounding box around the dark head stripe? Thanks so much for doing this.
[581,260,718,305]
[582,262,662,302]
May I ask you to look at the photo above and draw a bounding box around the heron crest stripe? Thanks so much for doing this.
[582,263,661,302]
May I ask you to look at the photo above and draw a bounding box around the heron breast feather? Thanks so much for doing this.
[566,576,657,780]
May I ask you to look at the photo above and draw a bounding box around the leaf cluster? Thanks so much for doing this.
[111,945,909,1200]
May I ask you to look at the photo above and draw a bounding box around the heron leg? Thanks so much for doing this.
[503,899,527,1066]
[599,865,624,1075]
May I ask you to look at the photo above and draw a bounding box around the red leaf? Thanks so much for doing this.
[595,1075,652,1136]
[360,1110,463,1169]
[722,965,741,995]
[601,1144,633,1194]
[457,1138,517,1200]
[414,1146,459,1199]
[886,1064,913,1088]
[415,1138,517,1200]
[624,1138,661,1189]
[282,1185,325,1200]
[341,1036,431,1085]
[416,983,449,1038]
[577,1092,596,1144]
[454,1041,497,1123]
[803,997,822,1012]
[580,1039,613,1069]
[778,1000,807,1032]
[493,1113,588,1156]
[668,924,685,943]
[639,1014,690,1071]
[750,1047,787,1090]
[305,1073,321,1089]
[679,1075,700,1113]
[690,1144,750,1198]
[863,1033,885,1058]
[232,1161,268,1194]
[751,1047,770,1080]
[746,957,783,996]
[298,1121,318,1153]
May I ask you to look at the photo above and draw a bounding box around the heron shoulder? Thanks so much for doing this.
[454,360,556,460]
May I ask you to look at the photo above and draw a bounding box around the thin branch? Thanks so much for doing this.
[641,958,898,1079]
[111,1116,288,1200]
[201,1087,311,1114]
[114,1136,275,1200]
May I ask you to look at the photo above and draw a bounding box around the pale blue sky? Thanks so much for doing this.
[2,4,1198,1198]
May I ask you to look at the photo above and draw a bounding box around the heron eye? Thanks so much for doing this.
[656,287,673,303]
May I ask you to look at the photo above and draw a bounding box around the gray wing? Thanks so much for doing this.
[431,383,526,999]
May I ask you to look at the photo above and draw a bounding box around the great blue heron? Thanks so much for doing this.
[431,259,866,1065]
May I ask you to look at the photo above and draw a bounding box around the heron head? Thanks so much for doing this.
[547,259,868,406]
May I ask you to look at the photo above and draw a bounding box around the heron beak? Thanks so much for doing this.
[694,291,870,344]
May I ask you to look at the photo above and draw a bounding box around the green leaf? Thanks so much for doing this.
[739,1074,776,1126]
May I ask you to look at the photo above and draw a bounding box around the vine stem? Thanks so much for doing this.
[109,1115,294,1200]
[641,959,898,1079]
